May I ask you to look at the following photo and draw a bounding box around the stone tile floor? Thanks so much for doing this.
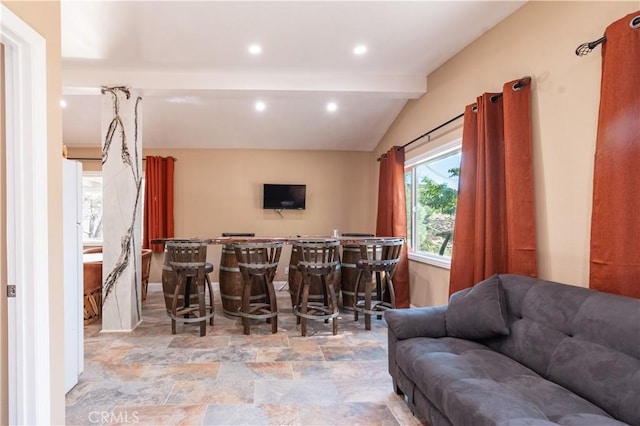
[66,283,427,425]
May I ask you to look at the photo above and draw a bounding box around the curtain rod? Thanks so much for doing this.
[480,77,531,105]
[575,36,607,56]
[576,14,640,56]
[376,113,464,162]
[376,76,531,162]
[67,157,177,162]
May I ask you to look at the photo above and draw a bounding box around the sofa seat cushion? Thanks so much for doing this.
[443,376,626,426]
[396,337,490,370]
[395,337,490,406]
[395,337,624,426]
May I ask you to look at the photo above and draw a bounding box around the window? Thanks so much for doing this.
[405,139,462,268]
[82,172,145,245]
[82,173,103,244]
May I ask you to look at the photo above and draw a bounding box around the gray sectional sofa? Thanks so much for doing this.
[385,274,640,426]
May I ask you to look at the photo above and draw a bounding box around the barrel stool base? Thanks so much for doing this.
[340,236,375,313]
[219,241,266,318]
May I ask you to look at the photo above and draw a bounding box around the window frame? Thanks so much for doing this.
[81,170,146,247]
[405,138,462,269]
[82,171,103,246]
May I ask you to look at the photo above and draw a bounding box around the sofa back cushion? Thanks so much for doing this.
[485,275,640,426]
[446,275,510,339]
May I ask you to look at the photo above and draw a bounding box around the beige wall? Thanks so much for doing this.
[66,2,639,311]
[374,1,639,307]
[68,147,377,282]
[2,1,65,423]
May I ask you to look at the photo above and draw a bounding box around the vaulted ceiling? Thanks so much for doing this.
[61,1,526,151]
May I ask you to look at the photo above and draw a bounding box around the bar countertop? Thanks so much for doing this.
[150,236,404,246]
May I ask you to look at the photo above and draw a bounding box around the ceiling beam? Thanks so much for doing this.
[62,69,427,99]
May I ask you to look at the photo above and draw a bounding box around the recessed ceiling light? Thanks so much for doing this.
[353,44,367,55]
[60,99,67,108]
[255,101,266,112]
[326,102,338,112]
[248,44,262,55]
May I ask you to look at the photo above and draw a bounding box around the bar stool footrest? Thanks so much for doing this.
[353,300,393,316]
[237,310,279,321]
[294,305,339,321]
[168,309,215,324]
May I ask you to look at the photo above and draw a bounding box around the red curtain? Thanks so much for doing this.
[449,78,537,295]
[376,146,410,308]
[590,11,640,298]
[143,156,175,252]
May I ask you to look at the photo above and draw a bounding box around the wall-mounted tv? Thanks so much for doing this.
[263,184,306,210]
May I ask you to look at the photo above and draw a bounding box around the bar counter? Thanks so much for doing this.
[155,235,405,321]
[150,235,402,246]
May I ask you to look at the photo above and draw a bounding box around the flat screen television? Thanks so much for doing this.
[263,184,306,210]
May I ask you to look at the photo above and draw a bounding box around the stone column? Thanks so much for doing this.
[101,86,143,331]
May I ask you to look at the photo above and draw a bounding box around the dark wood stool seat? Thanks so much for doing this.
[234,242,282,335]
[353,238,404,330]
[166,240,215,336]
[293,239,341,336]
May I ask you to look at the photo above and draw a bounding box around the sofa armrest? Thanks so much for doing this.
[384,306,448,340]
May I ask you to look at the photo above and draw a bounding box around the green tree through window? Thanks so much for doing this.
[406,143,461,261]
[83,174,103,242]
[417,167,458,255]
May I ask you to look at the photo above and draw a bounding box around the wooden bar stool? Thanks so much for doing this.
[353,238,404,330]
[234,242,282,335]
[219,232,261,317]
[166,240,214,336]
[288,241,341,312]
[294,239,341,336]
[162,239,214,322]
[340,233,375,312]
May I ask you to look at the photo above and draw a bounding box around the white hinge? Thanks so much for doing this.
[7,285,16,298]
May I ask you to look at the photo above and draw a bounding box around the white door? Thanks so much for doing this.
[63,159,84,392]
[1,5,52,424]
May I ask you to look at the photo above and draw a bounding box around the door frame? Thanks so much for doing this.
[1,5,51,424]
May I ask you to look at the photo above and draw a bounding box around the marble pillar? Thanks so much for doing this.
[101,86,143,331]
